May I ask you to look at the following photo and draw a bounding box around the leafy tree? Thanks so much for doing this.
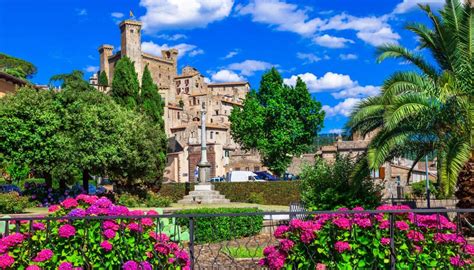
[140,65,164,127]
[0,53,37,79]
[98,71,109,86]
[111,57,140,109]
[230,68,325,176]
[300,155,382,210]
[347,0,473,201]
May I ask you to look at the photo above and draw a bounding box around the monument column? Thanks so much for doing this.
[198,102,211,184]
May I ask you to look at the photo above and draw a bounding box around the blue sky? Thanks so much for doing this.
[0,0,443,133]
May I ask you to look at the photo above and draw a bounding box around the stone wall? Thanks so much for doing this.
[188,144,217,182]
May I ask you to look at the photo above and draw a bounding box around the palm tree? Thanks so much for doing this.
[347,0,473,204]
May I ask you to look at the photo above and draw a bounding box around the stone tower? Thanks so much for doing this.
[98,44,114,83]
[120,20,143,80]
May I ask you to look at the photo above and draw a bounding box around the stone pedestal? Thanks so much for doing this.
[178,183,230,204]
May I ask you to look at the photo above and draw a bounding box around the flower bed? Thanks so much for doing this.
[259,205,474,269]
[0,195,190,269]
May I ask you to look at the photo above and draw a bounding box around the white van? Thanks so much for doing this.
[226,171,263,182]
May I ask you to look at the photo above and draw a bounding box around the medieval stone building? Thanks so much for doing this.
[94,19,263,182]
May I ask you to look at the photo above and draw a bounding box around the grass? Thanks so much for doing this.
[224,246,264,259]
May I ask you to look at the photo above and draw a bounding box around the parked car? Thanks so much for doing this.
[226,171,264,182]
[283,173,299,181]
[254,171,278,181]
[209,177,225,182]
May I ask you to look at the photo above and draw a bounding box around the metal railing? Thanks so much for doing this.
[0,208,473,269]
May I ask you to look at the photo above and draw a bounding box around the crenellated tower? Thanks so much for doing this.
[120,20,143,81]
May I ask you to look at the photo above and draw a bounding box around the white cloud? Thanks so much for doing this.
[227,60,273,76]
[84,65,99,73]
[157,34,187,41]
[329,128,345,134]
[313,34,354,48]
[321,13,400,46]
[323,98,361,117]
[236,0,324,36]
[223,50,239,59]
[297,52,321,64]
[204,77,212,84]
[211,69,245,82]
[339,53,358,60]
[139,0,234,32]
[393,0,444,14]
[331,85,380,99]
[141,41,202,59]
[284,72,355,92]
[111,12,124,18]
[77,9,87,16]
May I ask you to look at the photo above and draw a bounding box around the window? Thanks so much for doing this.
[130,29,134,33]
[177,112,180,119]
[215,110,219,115]
[224,150,230,157]
[210,119,213,123]
[245,167,250,171]
[210,131,214,139]
[235,167,240,171]
[254,166,260,171]
[185,79,189,86]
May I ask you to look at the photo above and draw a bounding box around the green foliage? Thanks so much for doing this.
[111,57,140,110]
[98,71,108,86]
[145,192,172,207]
[0,192,31,213]
[224,246,263,259]
[4,163,29,183]
[347,0,473,197]
[0,53,37,79]
[141,65,164,126]
[409,180,439,199]
[175,208,263,243]
[300,156,382,210]
[247,192,265,204]
[157,181,301,205]
[116,192,141,207]
[230,68,325,176]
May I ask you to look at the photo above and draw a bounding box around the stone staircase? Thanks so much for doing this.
[178,184,230,204]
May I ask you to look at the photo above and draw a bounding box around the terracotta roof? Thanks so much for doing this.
[391,164,437,176]
[142,53,174,64]
[189,93,207,97]
[208,81,249,87]
[167,105,183,110]
[0,71,29,86]
[221,99,243,106]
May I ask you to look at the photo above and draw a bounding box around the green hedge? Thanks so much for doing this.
[175,208,263,243]
[157,181,300,205]
[0,192,31,213]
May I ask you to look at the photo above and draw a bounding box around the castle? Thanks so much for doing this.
[91,19,263,182]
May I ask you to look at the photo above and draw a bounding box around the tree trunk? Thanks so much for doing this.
[59,179,67,191]
[44,173,53,189]
[455,152,474,236]
[82,169,90,194]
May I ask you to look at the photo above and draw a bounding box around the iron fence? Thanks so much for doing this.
[0,208,473,269]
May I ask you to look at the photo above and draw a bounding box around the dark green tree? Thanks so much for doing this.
[98,71,109,86]
[140,65,164,127]
[111,57,140,109]
[230,68,325,176]
[0,53,37,79]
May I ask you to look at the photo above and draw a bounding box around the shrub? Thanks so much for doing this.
[0,192,31,213]
[0,184,21,194]
[145,192,172,207]
[116,192,141,207]
[176,208,263,243]
[22,182,84,207]
[259,205,474,269]
[247,192,265,204]
[0,194,190,269]
[300,156,381,210]
[410,181,439,199]
[157,181,300,205]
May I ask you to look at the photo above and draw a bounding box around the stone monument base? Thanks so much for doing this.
[177,183,230,204]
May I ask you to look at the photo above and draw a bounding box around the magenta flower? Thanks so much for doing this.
[103,220,119,231]
[122,260,139,270]
[67,208,86,217]
[32,222,46,231]
[274,225,289,238]
[32,249,53,262]
[127,223,141,232]
[140,261,152,270]
[381,237,390,245]
[76,194,98,204]
[58,224,76,238]
[0,254,14,269]
[279,239,294,252]
[26,265,41,270]
[407,230,424,242]
[354,218,372,228]
[395,221,409,231]
[61,198,78,209]
[141,218,154,227]
[464,244,474,255]
[154,243,170,254]
[334,241,351,253]
[149,232,169,242]
[316,263,327,270]
[103,229,116,239]
[48,205,61,212]
[379,220,389,230]
[450,255,465,267]
[58,262,74,270]
[94,197,113,208]
[333,217,351,230]
[100,241,113,252]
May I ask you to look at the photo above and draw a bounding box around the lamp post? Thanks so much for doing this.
[197,102,211,184]
[425,155,431,208]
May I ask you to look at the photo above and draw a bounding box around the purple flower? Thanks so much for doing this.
[58,224,76,238]
[32,249,53,262]
[95,197,113,208]
[140,261,152,270]
[100,241,113,252]
[68,209,86,217]
[122,260,139,270]
[334,241,351,253]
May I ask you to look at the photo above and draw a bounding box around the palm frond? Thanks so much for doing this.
[439,137,471,196]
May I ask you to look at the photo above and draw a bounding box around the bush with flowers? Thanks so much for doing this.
[259,205,474,269]
[0,194,190,269]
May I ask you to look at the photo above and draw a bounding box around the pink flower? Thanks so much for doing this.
[48,205,61,212]
[1,232,25,247]
[32,249,53,262]
[354,218,372,228]
[407,230,424,242]
[464,244,474,255]
[333,217,351,230]
[76,194,98,205]
[127,223,141,232]
[413,245,422,253]
[140,261,152,270]
[0,254,14,269]
[32,222,45,231]
[95,197,113,208]
[141,218,154,227]
[316,263,326,270]
[381,237,390,246]
[300,229,316,244]
[450,255,465,267]
[58,262,74,270]
[379,220,389,230]
[279,239,294,252]
[58,224,76,238]
[122,261,138,270]
[395,221,409,231]
[154,243,170,254]
[103,220,119,231]
[274,225,289,238]
[100,241,113,252]
[61,198,78,209]
[149,232,169,242]
[103,229,116,239]
[26,266,41,270]
[334,241,351,253]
